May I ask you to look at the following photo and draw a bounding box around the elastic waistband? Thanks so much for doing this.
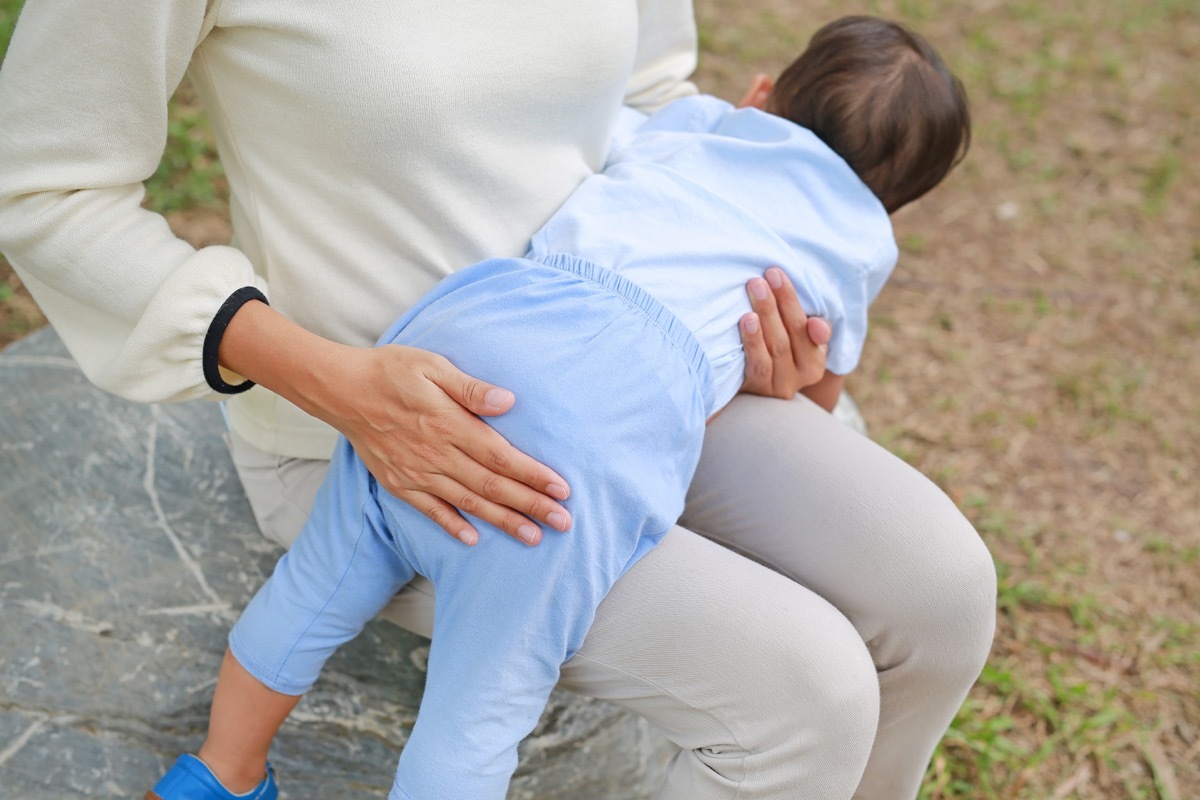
[532,252,715,413]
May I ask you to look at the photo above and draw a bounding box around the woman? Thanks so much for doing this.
[0,2,996,798]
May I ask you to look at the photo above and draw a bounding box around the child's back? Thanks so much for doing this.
[533,94,897,409]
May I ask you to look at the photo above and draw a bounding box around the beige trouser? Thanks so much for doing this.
[228,393,997,799]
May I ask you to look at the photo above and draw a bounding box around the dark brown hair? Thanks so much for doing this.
[768,16,971,213]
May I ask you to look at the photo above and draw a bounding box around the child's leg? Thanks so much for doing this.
[381,490,649,800]
[198,438,417,790]
[195,650,301,793]
[371,266,709,800]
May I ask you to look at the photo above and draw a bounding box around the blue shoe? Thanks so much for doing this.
[145,754,278,800]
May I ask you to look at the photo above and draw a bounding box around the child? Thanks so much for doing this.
[148,16,969,800]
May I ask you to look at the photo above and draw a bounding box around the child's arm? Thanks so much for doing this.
[799,371,845,413]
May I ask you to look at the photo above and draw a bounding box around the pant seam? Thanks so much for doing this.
[566,651,748,798]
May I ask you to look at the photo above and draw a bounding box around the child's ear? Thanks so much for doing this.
[735,74,774,110]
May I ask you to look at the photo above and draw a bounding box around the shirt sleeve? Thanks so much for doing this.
[0,0,267,403]
[824,238,899,377]
[625,0,699,112]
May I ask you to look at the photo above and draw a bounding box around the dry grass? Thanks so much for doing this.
[2,0,1197,797]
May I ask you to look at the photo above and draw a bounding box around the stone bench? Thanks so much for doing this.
[0,327,672,799]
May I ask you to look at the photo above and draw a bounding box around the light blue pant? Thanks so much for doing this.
[229,255,712,800]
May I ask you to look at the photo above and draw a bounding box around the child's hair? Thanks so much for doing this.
[768,16,971,213]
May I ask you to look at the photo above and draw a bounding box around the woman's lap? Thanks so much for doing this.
[683,393,997,798]
[227,390,995,799]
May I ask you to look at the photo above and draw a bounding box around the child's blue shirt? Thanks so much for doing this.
[530,95,897,412]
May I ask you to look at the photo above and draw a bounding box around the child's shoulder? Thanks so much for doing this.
[636,94,735,136]
[640,95,828,156]
[607,95,735,166]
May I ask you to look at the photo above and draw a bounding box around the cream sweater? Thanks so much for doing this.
[0,0,697,458]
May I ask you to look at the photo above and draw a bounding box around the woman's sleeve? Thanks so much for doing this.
[0,0,267,403]
[625,0,699,112]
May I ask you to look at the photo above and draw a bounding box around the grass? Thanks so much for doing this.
[0,0,16,49]
[145,106,227,215]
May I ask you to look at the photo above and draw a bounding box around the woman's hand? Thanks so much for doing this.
[325,345,573,547]
[739,267,832,398]
[218,300,572,547]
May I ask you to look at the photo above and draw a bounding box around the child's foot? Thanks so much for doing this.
[145,754,277,800]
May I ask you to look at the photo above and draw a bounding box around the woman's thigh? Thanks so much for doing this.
[680,392,996,652]
[559,524,879,798]
[683,391,997,799]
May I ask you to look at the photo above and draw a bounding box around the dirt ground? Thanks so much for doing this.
[1,1,1196,798]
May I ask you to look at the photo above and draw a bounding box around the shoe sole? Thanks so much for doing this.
[144,793,163,800]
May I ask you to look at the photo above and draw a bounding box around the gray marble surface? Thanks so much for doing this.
[0,328,671,799]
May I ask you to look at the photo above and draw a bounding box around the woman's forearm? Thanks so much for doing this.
[216,299,574,546]
[217,299,356,425]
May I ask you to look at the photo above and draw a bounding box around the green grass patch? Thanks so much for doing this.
[1142,153,1181,215]
[0,0,23,63]
[144,105,228,215]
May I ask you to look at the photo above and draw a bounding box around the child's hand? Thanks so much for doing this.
[739,267,830,398]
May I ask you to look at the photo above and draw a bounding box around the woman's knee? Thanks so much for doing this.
[940,519,998,678]
[889,496,998,683]
[739,601,880,793]
[561,529,882,796]
[655,596,880,798]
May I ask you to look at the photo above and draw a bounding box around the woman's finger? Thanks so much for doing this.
[397,489,480,546]
[739,312,775,396]
[422,351,517,417]
[425,355,572,503]
[448,440,573,533]
[806,316,832,347]
[765,267,811,359]
[746,276,796,397]
[766,267,826,387]
[413,468,555,546]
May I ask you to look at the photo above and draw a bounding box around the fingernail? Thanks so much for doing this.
[547,511,569,531]
[743,314,759,335]
[460,529,478,546]
[546,482,569,500]
[749,279,770,301]
[766,267,784,289]
[518,524,539,545]
[484,388,513,410]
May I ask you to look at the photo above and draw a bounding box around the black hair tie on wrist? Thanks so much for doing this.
[202,286,268,394]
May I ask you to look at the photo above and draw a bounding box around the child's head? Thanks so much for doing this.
[760,16,971,213]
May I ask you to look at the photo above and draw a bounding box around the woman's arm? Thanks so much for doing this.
[0,0,256,403]
[218,301,573,546]
[625,0,700,112]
